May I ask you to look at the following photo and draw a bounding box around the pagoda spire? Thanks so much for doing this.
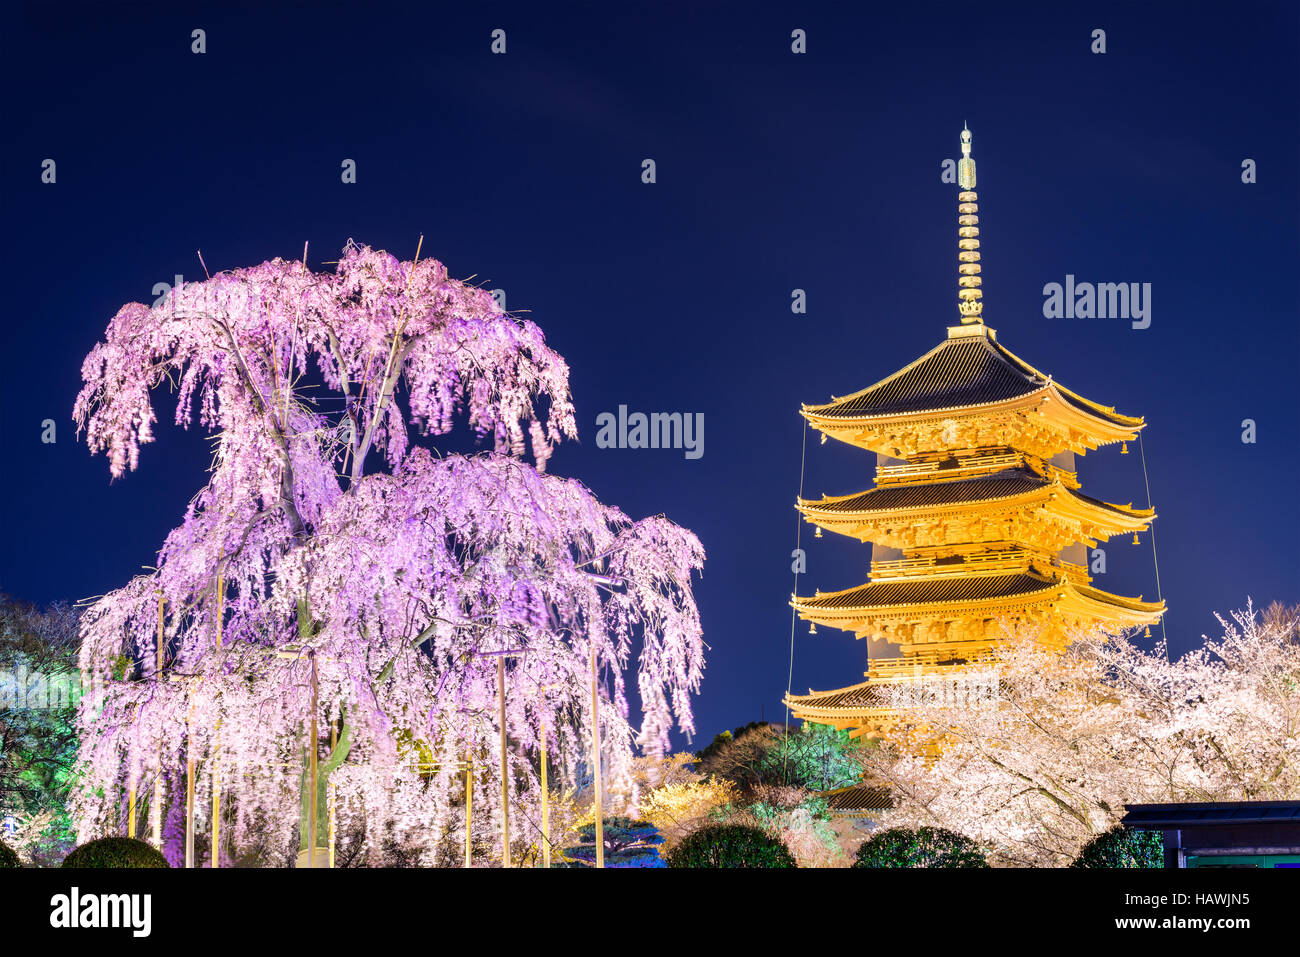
[786,123,1163,740]
[956,124,983,324]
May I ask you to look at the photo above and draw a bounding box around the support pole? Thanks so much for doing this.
[498,656,510,868]
[464,751,473,868]
[590,644,603,869]
[308,652,318,869]
[540,718,550,869]
[185,704,195,868]
[127,782,136,839]
[153,592,164,849]
[210,729,220,868]
[329,723,337,868]
[328,781,336,869]
[211,562,223,868]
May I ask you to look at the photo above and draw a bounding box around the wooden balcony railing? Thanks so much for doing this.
[873,450,1080,488]
[870,547,1092,583]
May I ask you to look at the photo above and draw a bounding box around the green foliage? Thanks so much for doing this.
[759,724,862,791]
[667,823,796,868]
[0,840,20,868]
[743,795,844,866]
[853,826,989,868]
[694,722,770,764]
[561,817,666,868]
[694,721,863,793]
[1070,827,1164,868]
[745,794,831,827]
[0,596,81,865]
[108,653,132,681]
[61,837,170,868]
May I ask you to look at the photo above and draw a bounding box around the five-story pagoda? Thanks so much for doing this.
[784,126,1165,739]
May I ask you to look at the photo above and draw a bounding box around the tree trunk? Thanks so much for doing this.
[299,719,351,853]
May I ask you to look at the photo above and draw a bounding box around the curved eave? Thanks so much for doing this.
[785,678,875,707]
[783,686,903,742]
[1072,583,1166,618]
[792,576,1164,628]
[801,385,1048,427]
[797,479,1154,533]
[1044,383,1145,438]
[993,339,1144,429]
[780,696,883,712]
[797,475,1041,513]
[792,576,1061,618]
[802,384,1144,446]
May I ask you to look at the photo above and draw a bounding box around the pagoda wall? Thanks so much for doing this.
[871,452,907,566]
[868,452,905,661]
[1049,450,1089,566]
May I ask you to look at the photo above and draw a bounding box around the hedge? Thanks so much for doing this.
[853,826,989,868]
[666,824,795,868]
[61,837,170,868]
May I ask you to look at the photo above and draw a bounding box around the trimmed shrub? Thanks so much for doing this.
[1071,827,1163,868]
[667,823,796,868]
[853,826,989,868]
[561,817,666,868]
[61,837,170,868]
[0,840,20,868]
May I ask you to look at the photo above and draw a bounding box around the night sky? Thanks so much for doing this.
[3,2,1297,750]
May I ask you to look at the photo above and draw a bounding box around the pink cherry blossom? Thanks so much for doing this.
[72,242,705,864]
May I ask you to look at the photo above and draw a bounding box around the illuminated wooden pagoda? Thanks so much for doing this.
[784,126,1164,738]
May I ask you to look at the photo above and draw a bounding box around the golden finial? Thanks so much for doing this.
[956,124,983,324]
[958,122,976,189]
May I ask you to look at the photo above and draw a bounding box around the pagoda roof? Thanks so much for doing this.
[798,468,1154,522]
[784,681,895,738]
[793,571,1165,629]
[797,573,1057,611]
[1073,582,1167,614]
[820,783,893,816]
[802,326,1141,429]
[804,470,1042,511]
[786,679,888,711]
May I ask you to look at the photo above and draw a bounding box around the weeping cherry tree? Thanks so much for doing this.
[71,241,705,865]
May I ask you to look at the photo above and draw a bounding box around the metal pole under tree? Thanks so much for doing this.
[185,702,195,868]
[153,592,164,849]
[308,651,319,870]
[276,644,335,867]
[471,648,524,867]
[211,562,224,868]
[590,643,603,869]
[498,656,510,868]
[540,716,550,869]
[168,671,200,868]
[464,751,473,867]
[328,722,337,868]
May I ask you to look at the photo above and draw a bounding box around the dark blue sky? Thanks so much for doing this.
[3,2,1296,749]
